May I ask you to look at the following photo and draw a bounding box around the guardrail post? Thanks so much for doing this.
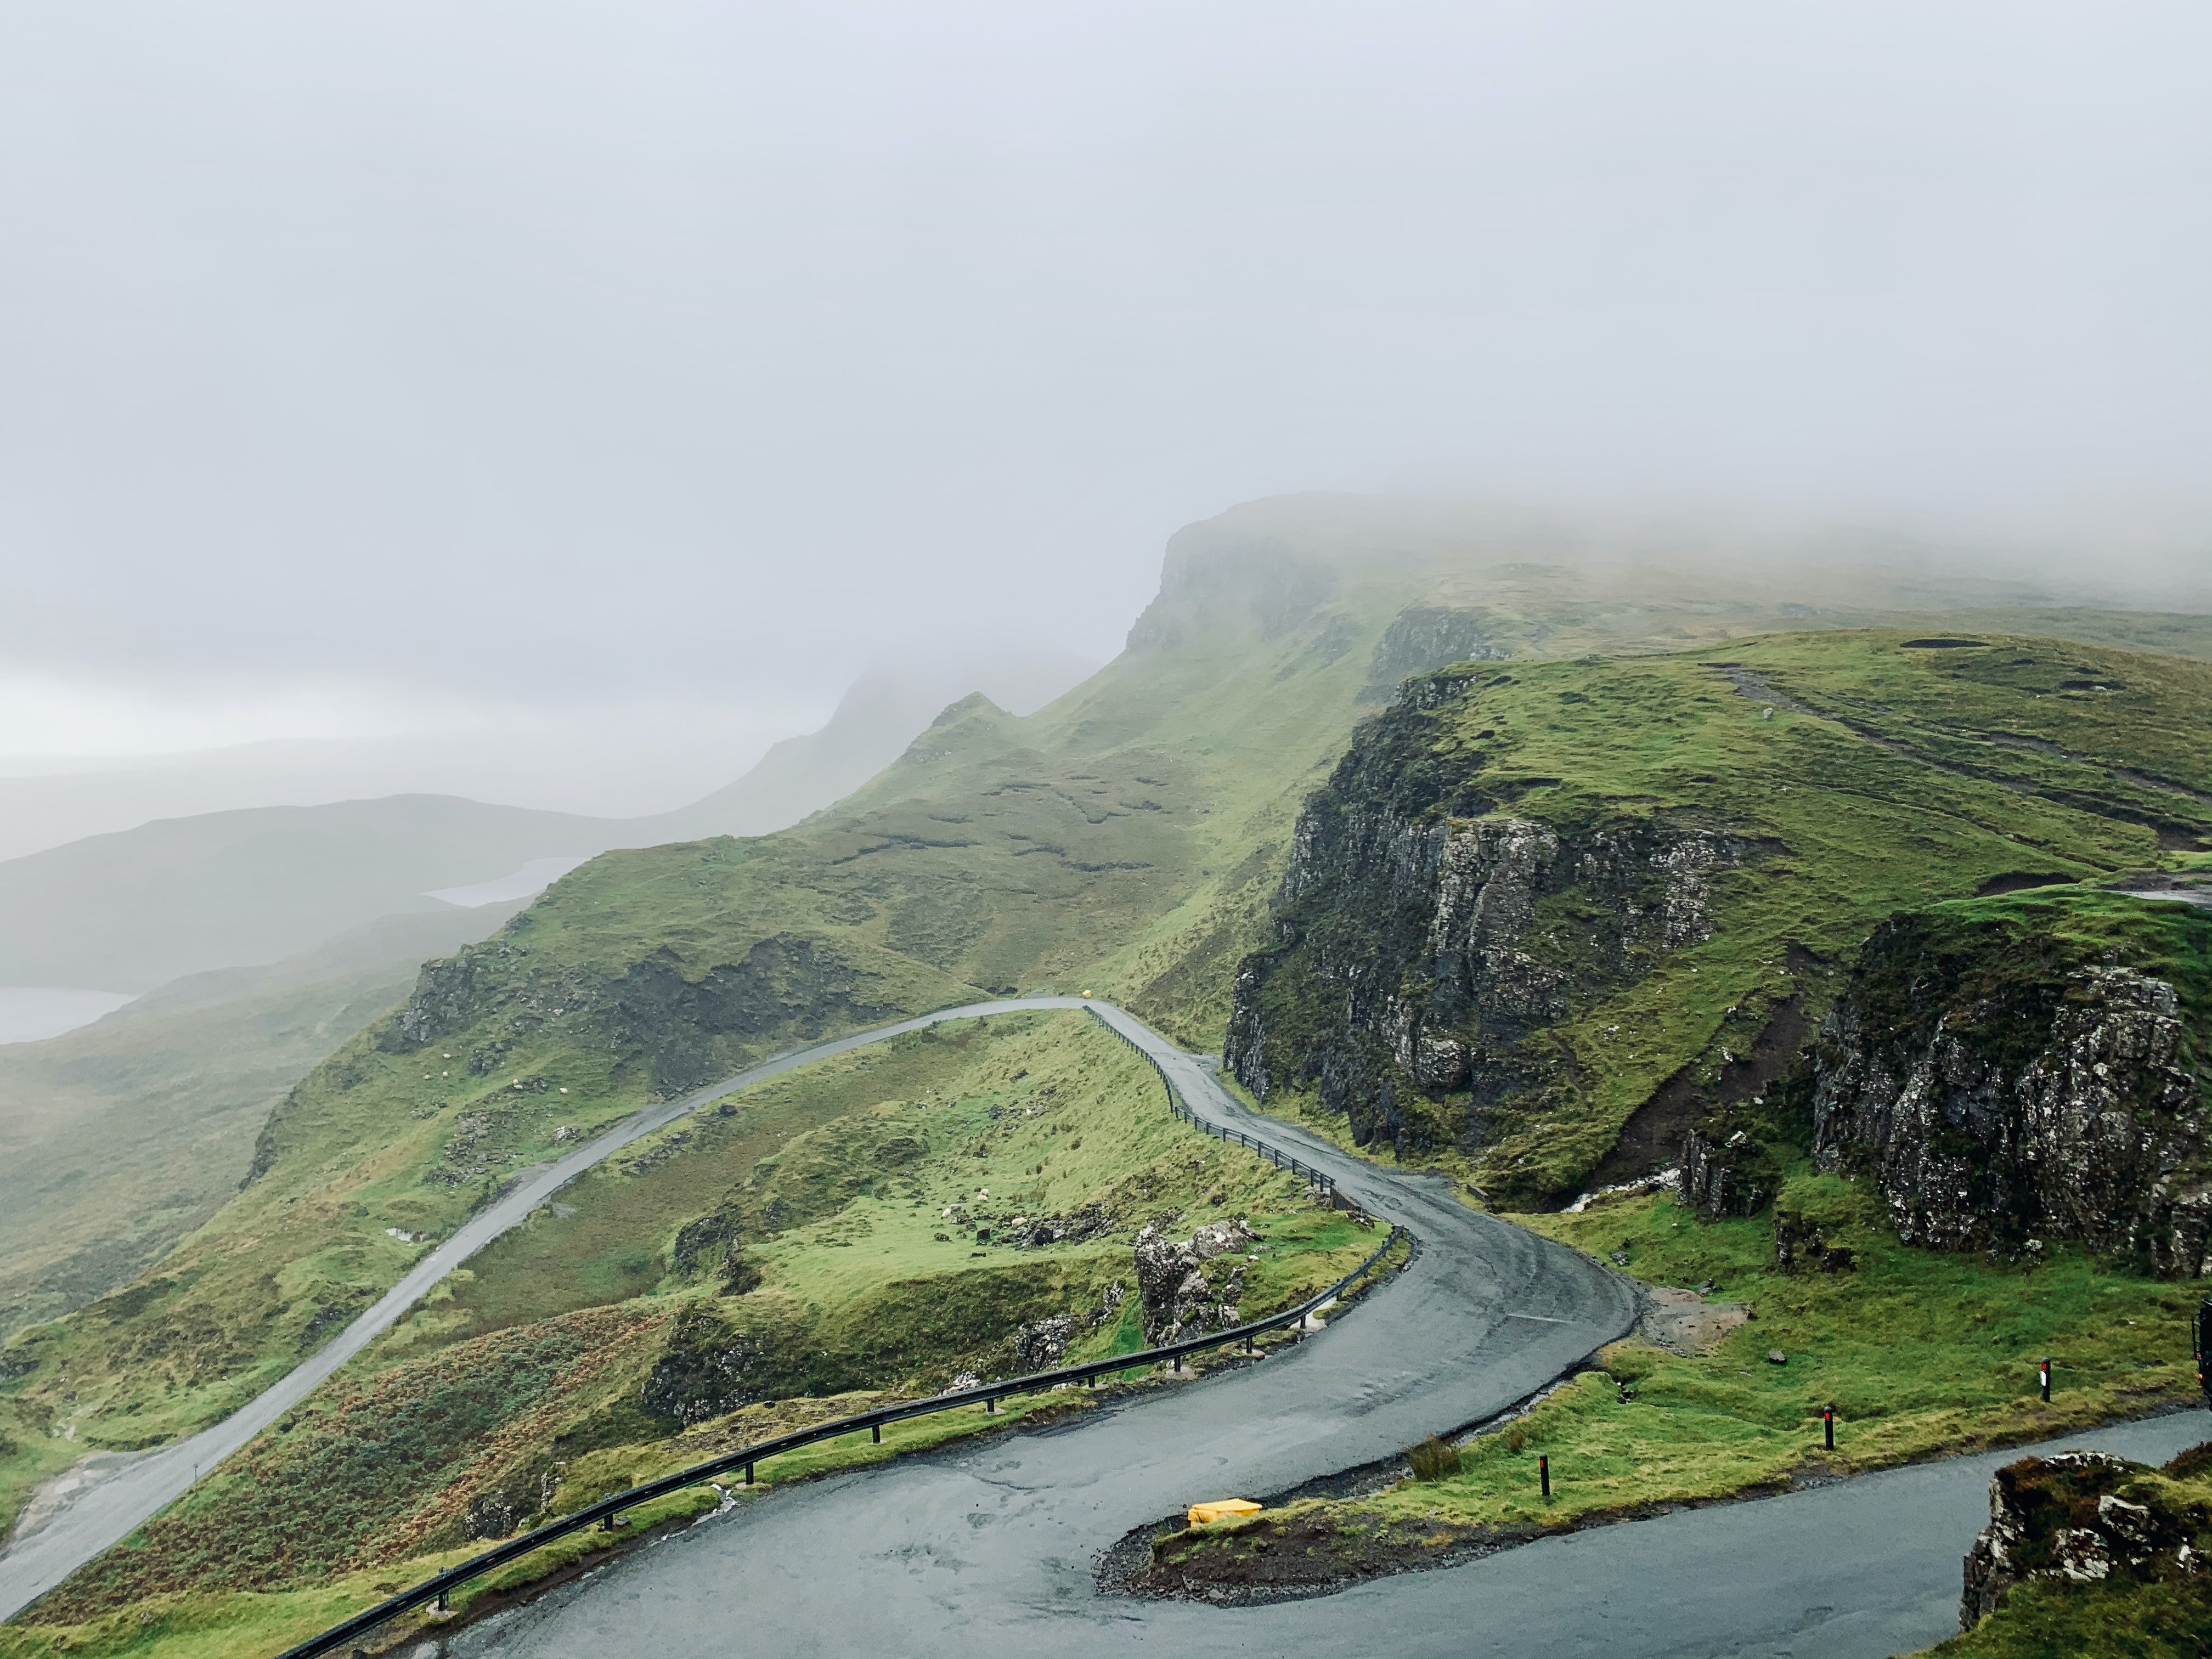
[744,1462,754,1485]
[985,1396,996,1414]
[872,1424,882,1443]
[1172,1353,1182,1373]
[437,1588,449,1612]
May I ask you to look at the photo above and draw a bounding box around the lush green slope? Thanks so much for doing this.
[4,496,2208,1587]
[4,1010,1370,1654]
[1225,630,2210,1204]
[0,905,522,1343]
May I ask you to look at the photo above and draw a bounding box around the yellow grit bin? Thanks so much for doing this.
[1186,1499,1263,1525]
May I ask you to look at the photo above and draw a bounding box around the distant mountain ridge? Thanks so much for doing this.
[0,658,1094,995]
[0,794,620,994]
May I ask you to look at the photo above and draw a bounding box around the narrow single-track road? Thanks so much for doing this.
[440,1008,2206,1659]
[0,998,1629,1623]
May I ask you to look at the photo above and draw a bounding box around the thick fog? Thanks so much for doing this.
[2,1,2207,810]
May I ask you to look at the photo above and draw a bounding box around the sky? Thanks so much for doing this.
[1,1,2207,805]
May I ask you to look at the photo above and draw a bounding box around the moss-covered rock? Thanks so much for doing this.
[1812,891,2212,1275]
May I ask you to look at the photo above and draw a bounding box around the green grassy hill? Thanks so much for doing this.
[5,1009,1371,1655]
[4,496,2210,1646]
[1224,629,2211,1204]
[7,503,2208,1455]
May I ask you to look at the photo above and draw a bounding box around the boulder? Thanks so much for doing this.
[1013,1314,1076,1373]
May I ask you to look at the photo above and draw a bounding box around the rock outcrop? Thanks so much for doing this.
[1679,1125,1780,1220]
[1134,1218,1256,1343]
[1960,1449,2210,1628]
[1225,670,1768,1187]
[641,1311,808,1427]
[380,925,901,1098]
[1362,606,1511,697]
[1013,1314,1076,1372]
[1812,905,2212,1277]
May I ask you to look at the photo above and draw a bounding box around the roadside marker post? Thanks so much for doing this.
[2196,1295,2212,1408]
[1822,1404,1835,1451]
[1539,1455,1550,1499]
[2039,1358,2051,1403]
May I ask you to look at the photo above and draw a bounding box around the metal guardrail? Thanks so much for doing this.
[278,1229,1405,1658]
[276,1021,1404,1659]
[1089,1017,1342,1203]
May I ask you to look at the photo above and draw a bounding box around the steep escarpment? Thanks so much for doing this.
[1226,671,1771,1165]
[1808,890,2212,1277]
[1225,634,2206,1205]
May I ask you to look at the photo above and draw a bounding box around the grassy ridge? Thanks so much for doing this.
[5,504,2210,1634]
[1233,630,2208,1201]
[3,622,2202,1519]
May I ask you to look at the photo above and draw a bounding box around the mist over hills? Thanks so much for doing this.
[0,904,527,1339]
[0,653,1098,998]
[0,648,1097,1335]
[1,494,2208,1653]
[0,797,617,996]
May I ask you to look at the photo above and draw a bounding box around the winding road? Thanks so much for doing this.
[8,998,2200,1657]
[4,997,1311,1619]
[445,1005,2206,1659]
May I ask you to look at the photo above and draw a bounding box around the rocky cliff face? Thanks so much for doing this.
[1225,671,1764,1187]
[1811,905,2212,1277]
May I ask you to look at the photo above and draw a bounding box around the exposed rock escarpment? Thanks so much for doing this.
[379,924,901,1098]
[1362,606,1511,697]
[1810,904,2212,1276]
[1225,672,1769,1188]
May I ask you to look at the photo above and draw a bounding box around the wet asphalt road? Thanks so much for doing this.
[442,1007,2208,1659]
[0,999,1253,1620]
[445,1001,1657,1657]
